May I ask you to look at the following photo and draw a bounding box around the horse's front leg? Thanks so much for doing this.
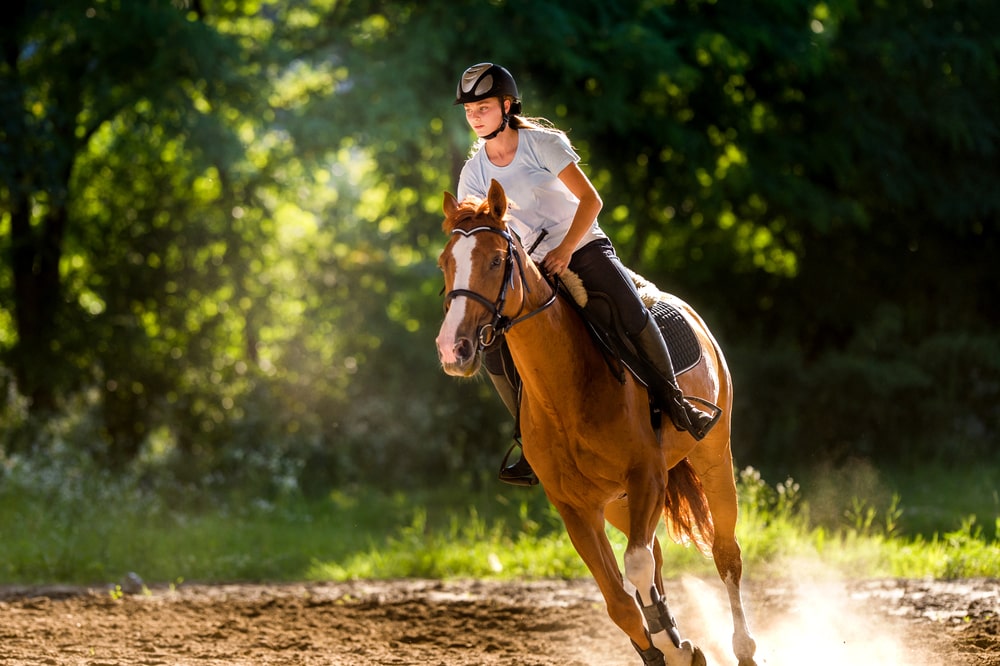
[620,471,706,666]
[552,501,662,662]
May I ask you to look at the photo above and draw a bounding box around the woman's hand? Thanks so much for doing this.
[542,244,573,276]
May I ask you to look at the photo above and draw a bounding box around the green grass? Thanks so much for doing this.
[1,456,998,586]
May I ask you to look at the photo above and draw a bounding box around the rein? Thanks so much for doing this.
[444,225,557,350]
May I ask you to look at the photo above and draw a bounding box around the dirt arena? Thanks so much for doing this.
[1,576,997,665]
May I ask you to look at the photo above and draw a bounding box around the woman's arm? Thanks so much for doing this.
[541,162,603,275]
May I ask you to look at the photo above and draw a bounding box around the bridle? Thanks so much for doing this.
[443,225,557,350]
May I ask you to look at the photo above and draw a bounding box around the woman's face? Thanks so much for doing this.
[463,97,506,137]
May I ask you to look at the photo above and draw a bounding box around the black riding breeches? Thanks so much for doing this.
[567,238,649,336]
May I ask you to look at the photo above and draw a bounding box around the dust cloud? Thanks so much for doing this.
[672,571,943,666]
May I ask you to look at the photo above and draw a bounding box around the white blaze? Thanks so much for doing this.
[436,234,476,364]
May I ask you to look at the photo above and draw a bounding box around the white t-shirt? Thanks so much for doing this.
[457,128,607,261]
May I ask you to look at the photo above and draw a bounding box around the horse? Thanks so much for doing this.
[435,179,757,666]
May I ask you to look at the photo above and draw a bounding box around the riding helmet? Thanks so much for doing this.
[454,63,522,115]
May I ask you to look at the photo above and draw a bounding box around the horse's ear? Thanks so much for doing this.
[487,179,507,224]
[442,192,459,231]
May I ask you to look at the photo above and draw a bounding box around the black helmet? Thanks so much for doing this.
[454,63,522,115]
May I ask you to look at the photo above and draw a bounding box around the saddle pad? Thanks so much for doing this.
[649,300,700,375]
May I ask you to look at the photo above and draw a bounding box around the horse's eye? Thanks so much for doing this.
[491,254,504,268]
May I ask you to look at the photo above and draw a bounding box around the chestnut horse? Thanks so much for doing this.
[435,180,757,666]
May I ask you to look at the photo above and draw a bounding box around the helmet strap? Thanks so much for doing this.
[482,97,512,141]
[482,114,508,141]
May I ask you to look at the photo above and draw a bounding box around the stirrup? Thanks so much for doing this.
[498,443,539,487]
[682,396,722,441]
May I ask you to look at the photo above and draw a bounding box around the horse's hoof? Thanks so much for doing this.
[736,659,758,666]
[691,646,707,666]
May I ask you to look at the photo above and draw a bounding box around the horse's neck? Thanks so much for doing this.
[505,296,595,387]
[504,253,594,376]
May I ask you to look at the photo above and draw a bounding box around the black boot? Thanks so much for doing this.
[498,443,538,487]
[631,315,722,441]
[487,371,539,486]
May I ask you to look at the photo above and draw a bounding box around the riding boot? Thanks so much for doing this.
[630,314,722,441]
[487,371,539,487]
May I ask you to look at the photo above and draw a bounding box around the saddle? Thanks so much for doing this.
[555,270,701,384]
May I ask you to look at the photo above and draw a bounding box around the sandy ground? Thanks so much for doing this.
[0,576,997,665]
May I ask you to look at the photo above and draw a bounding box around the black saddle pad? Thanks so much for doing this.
[649,299,700,375]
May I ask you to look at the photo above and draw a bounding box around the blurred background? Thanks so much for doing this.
[1,0,997,506]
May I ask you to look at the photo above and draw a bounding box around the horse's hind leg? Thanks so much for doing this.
[688,439,757,666]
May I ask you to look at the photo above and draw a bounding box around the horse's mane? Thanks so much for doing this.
[442,196,500,233]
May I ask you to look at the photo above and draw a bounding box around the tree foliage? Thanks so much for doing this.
[1,0,998,492]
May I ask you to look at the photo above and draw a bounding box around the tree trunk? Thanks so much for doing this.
[9,201,68,413]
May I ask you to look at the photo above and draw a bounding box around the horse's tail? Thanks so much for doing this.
[663,458,715,558]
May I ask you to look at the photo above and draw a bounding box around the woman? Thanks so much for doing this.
[454,63,719,486]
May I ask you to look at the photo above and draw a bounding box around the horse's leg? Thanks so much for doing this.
[604,498,666,597]
[620,468,704,666]
[688,437,758,666]
[651,534,666,597]
[554,501,665,663]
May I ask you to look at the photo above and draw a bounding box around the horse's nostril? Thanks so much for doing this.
[455,338,473,363]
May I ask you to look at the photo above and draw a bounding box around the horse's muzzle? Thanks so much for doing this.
[437,335,481,377]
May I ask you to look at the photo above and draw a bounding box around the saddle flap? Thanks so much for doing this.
[648,299,700,376]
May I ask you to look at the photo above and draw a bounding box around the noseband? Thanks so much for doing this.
[444,225,556,350]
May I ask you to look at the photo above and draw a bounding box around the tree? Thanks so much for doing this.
[1,0,248,409]
[2,0,997,483]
